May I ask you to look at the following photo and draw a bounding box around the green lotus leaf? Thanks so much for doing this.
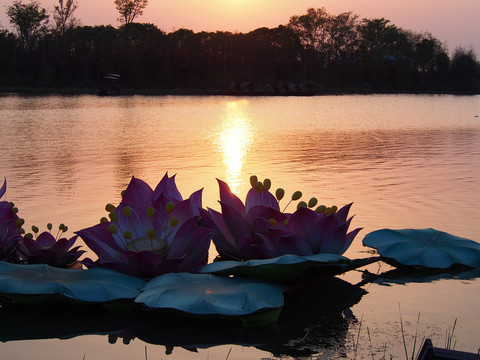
[0,261,146,303]
[363,228,480,269]
[198,253,351,283]
[135,272,285,317]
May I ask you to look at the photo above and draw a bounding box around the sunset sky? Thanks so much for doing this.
[0,0,479,56]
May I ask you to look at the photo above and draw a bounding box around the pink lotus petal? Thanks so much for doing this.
[219,201,252,239]
[318,221,350,254]
[245,187,280,213]
[217,179,245,216]
[76,223,124,262]
[153,173,183,204]
[267,228,314,256]
[122,176,154,208]
[286,207,318,240]
[246,205,286,226]
[36,232,57,247]
[0,178,6,198]
[200,208,238,256]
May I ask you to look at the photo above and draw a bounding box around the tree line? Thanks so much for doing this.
[1,1,479,93]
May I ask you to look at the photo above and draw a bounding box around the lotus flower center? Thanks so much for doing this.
[125,237,167,254]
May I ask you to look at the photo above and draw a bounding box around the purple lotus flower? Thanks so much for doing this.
[17,224,85,267]
[76,174,213,279]
[200,177,362,261]
[0,178,22,262]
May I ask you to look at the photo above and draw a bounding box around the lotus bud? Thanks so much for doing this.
[268,218,277,226]
[15,218,25,228]
[25,233,33,238]
[170,217,179,227]
[31,225,39,233]
[59,223,65,231]
[123,230,132,239]
[292,191,302,201]
[47,223,52,231]
[108,212,118,222]
[166,202,175,214]
[254,181,263,193]
[297,201,307,209]
[308,197,318,208]
[12,207,18,214]
[18,228,25,234]
[108,224,118,234]
[121,190,126,197]
[275,188,285,201]
[63,226,68,232]
[147,207,155,218]
[249,175,258,188]
[100,217,109,223]
[9,202,15,208]
[263,178,272,191]
[283,219,289,226]
[105,203,116,213]
[315,205,327,213]
[146,228,155,240]
[122,206,132,217]
[331,205,338,213]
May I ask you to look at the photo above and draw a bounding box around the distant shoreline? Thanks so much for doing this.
[1,87,479,97]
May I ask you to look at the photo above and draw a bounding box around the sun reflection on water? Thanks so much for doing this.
[213,100,257,194]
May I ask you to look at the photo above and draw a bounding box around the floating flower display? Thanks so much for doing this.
[76,174,214,279]
[17,223,85,268]
[200,176,361,261]
[0,178,22,262]
[363,228,480,269]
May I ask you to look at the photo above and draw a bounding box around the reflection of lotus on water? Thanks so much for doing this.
[1,175,480,356]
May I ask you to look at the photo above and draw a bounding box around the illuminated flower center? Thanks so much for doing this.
[125,237,167,254]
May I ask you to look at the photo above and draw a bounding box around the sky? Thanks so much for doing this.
[1,0,479,56]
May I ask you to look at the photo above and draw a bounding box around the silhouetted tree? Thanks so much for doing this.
[53,0,79,36]
[450,47,479,91]
[6,0,49,49]
[114,0,148,25]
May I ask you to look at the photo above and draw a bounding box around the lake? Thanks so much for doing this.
[0,94,479,359]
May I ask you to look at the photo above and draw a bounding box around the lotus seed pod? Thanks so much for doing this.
[25,233,33,238]
[297,201,307,209]
[31,225,39,233]
[9,202,15,208]
[63,226,68,232]
[263,178,272,191]
[18,228,25,234]
[292,191,302,201]
[275,188,285,201]
[331,205,338,213]
[15,218,25,228]
[59,223,65,230]
[108,212,118,222]
[255,181,263,193]
[170,217,179,227]
[123,230,132,239]
[122,206,132,217]
[105,203,116,213]
[147,207,155,218]
[100,217,108,223]
[268,218,278,226]
[283,219,289,226]
[121,190,126,197]
[12,207,18,214]
[108,224,118,234]
[146,228,155,239]
[249,175,258,188]
[315,205,327,213]
[308,197,318,208]
[47,223,52,231]
[166,202,175,214]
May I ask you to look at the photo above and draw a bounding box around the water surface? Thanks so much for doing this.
[0,94,479,359]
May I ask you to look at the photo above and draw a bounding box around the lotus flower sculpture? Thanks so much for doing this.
[201,176,362,261]
[0,178,22,262]
[76,174,213,279]
[17,223,85,268]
